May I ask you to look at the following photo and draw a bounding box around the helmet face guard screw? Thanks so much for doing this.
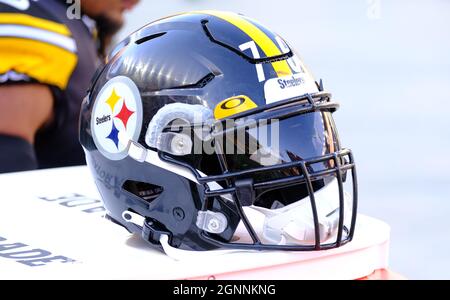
[173,207,185,221]
[208,219,220,231]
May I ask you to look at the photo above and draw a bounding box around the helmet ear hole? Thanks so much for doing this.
[122,180,164,204]
[157,132,193,156]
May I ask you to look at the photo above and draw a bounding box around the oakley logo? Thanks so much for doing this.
[214,95,257,119]
[220,97,246,110]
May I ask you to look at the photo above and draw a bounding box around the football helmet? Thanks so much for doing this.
[79,11,358,253]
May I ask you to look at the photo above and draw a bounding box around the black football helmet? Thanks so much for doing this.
[79,11,358,253]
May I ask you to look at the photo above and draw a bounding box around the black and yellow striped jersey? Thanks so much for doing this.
[0,0,101,168]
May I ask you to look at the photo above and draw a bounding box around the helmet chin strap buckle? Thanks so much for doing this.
[142,219,173,246]
[122,210,172,246]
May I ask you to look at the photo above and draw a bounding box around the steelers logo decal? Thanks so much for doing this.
[91,76,143,160]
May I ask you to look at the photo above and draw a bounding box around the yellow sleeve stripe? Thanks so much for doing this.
[0,25,77,52]
[0,13,71,36]
[196,10,292,77]
[0,38,78,90]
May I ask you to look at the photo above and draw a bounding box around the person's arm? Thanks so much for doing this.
[0,2,79,173]
[0,84,53,173]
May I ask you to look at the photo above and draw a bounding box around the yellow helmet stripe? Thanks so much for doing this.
[197,10,292,78]
[0,13,71,36]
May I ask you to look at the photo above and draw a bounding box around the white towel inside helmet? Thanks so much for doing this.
[234,179,353,245]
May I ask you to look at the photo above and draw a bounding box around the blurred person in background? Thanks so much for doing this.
[0,0,139,173]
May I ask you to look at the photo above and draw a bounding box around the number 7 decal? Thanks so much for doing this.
[240,37,303,82]
[239,41,266,82]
